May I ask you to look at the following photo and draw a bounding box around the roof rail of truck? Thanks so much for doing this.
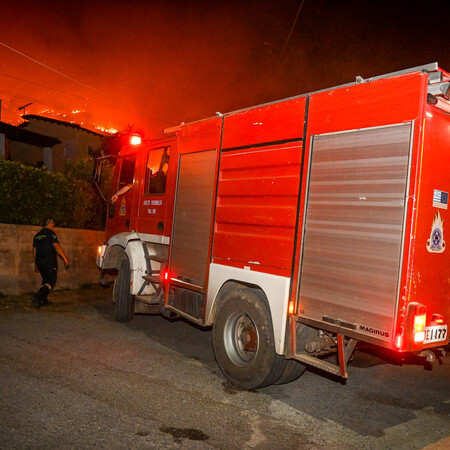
[164,63,447,131]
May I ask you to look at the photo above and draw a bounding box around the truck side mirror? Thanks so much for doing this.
[92,159,103,184]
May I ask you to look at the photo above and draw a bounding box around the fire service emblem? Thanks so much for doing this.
[427,211,445,253]
[119,198,126,216]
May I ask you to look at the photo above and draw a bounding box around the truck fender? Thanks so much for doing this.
[102,232,164,296]
[205,263,291,355]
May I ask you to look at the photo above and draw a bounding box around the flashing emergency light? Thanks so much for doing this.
[130,134,142,146]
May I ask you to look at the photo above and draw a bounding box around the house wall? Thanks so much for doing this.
[23,120,104,172]
[0,223,105,295]
[8,141,51,167]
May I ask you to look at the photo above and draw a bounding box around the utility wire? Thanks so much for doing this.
[277,0,306,66]
[0,76,171,125]
[0,88,142,133]
[0,41,108,98]
[0,41,177,125]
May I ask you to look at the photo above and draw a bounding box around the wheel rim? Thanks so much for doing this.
[223,311,259,367]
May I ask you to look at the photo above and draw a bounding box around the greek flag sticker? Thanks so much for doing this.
[433,189,448,210]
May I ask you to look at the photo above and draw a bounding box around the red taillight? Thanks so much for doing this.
[163,270,169,281]
[413,305,427,342]
[395,326,404,349]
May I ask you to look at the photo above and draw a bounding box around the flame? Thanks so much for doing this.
[95,125,118,134]
[30,108,119,135]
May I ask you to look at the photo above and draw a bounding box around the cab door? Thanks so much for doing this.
[136,145,171,237]
[106,154,136,237]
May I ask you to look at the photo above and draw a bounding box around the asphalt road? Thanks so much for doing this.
[0,285,449,449]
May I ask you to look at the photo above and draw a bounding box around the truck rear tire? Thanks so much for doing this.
[274,359,306,385]
[114,258,134,322]
[212,289,284,389]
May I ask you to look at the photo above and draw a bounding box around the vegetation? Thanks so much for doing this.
[0,158,113,230]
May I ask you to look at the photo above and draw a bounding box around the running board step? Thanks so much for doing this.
[294,336,357,378]
[135,294,160,305]
[142,275,162,284]
[145,255,167,264]
[293,353,341,377]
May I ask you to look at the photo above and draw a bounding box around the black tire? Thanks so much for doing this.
[114,258,134,322]
[274,359,306,385]
[212,289,285,389]
[274,323,315,385]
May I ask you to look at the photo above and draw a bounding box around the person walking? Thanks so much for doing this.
[32,218,69,308]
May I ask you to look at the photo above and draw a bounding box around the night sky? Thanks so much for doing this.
[1,0,449,138]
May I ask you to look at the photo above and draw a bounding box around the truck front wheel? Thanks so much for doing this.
[114,258,134,322]
[212,289,284,389]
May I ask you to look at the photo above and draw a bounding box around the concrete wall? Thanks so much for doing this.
[0,223,105,295]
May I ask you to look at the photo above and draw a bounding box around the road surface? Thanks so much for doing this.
[0,286,449,449]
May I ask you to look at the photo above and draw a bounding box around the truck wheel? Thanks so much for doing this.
[274,360,306,385]
[274,323,314,384]
[114,258,134,322]
[213,289,284,389]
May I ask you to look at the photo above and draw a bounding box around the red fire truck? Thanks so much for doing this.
[95,63,449,389]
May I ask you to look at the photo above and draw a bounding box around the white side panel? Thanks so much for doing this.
[206,263,290,354]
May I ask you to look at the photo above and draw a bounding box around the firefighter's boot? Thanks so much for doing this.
[37,284,52,307]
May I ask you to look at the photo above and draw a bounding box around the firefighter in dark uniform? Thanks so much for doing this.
[32,218,69,308]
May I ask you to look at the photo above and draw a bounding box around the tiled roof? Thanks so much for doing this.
[0,121,60,147]
[20,115,105,137]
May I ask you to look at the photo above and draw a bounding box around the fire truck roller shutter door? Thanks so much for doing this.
[114,257,134,322]
[212,287,285,389]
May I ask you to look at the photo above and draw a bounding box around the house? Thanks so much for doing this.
[0,121,60,170]
[19,115,106,172]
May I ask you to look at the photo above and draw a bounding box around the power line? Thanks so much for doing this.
[0,71,91,103]
[0,41,178,125]
[0,41,108,97]
[0,90,138,133]
[277,0,306,66]
[0,81,171,126]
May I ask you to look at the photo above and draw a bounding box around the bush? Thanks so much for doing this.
[0,158,112,230]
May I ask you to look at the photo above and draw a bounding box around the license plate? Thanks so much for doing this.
[424,325,448,344]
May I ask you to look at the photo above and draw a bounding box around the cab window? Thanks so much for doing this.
[119,156,136,188]
[145,146,170,194]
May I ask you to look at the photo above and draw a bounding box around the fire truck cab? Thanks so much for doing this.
[96,63,450,389]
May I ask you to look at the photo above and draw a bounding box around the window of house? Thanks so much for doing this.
[144,146,170,195]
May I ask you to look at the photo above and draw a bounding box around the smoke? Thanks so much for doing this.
[1,0,449,137]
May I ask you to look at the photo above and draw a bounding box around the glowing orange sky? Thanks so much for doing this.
[1,0,449,138]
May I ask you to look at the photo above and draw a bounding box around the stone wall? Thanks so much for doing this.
[0,223,105,295]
